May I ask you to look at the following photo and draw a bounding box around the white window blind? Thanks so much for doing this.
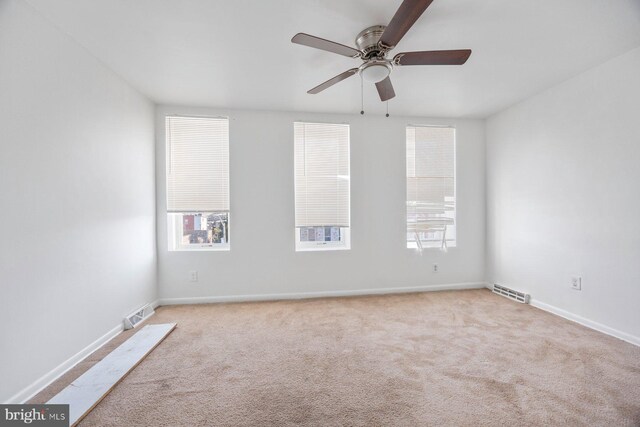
[294,122,350,228]
[166,116,229,213]
[406,126,456,246]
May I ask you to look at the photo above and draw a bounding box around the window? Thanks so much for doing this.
[406,125,456,250]
[294,122,350,251]
[166,116,230,251]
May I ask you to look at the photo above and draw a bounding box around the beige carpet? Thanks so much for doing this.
[33,289,640,426]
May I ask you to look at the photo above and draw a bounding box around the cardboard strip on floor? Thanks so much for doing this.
[47,323,176,426]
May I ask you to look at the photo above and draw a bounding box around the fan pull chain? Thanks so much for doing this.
[386,101,390,117]
[360,75,364,115]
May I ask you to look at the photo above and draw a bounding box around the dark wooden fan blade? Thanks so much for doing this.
[308,69,359,94]
[376,76,396,101]
[292,33,361,58]
[394,49,472,65]
[379,0,434,49]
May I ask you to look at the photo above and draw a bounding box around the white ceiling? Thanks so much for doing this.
[26,0,640,118]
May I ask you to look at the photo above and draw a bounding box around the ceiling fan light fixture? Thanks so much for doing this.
[292,0,472,102]
[359,62,392,83]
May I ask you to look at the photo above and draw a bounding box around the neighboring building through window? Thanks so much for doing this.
[294,122,350,251]
[406,125,456,250]
[166,116,230,251]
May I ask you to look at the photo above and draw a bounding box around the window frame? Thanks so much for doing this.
[405,124,457,251]
[165,115,231,252]
[293,121,351,252]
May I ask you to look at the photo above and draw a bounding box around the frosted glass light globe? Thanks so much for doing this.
[360,63,391,83]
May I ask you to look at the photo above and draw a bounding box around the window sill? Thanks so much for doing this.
[170,245,230,252]
[295,245,350,252]
[406,243,457,251]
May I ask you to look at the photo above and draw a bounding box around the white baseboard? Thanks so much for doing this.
[529,298,640,347]
[6,299,161,404]
[485,283,639,347]
[158,282,488,306]
[6,324,123,404]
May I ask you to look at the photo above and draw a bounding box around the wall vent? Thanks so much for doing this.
[124,304,155,330]
[492,284,530,304]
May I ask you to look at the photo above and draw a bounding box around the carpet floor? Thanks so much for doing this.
[33,289,640,426]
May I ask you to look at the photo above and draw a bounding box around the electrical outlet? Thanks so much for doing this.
[433,264,438,273]
[189,271,198,282]
[571,276,581,290]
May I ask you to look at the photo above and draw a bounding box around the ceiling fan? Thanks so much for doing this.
[291,0,471,103]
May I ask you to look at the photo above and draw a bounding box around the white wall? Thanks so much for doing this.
[486,47,640,342]
[0,0,156,402]
[156,106,485,302]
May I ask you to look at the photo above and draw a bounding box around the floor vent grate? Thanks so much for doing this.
[124,304,155,330]
[492,284,530,304]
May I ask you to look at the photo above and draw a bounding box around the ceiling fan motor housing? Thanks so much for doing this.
[355,25,387,59]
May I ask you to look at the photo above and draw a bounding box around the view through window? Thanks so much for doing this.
[406,125,456,250]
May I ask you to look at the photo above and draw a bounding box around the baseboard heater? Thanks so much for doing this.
[492,284,530,304]
[124,304,155,330]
